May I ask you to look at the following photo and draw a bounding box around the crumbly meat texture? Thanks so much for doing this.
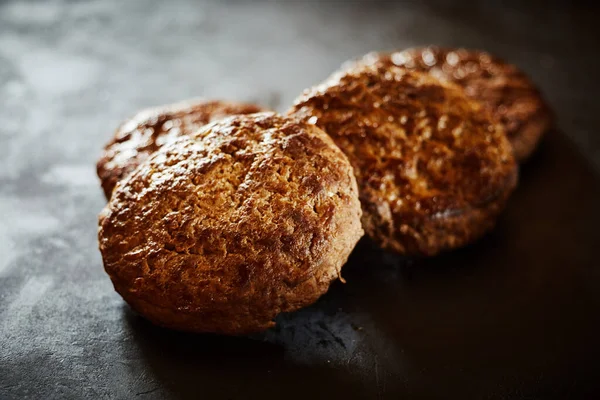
[355,47,553,161]
[97,99,264,199]
[98,112,363,334]
[289,64,517,256]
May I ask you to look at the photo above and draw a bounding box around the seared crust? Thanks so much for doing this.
[356,47,553,161]
[98,112,363,334]
[289,64,517,256]
[97,99,264,199]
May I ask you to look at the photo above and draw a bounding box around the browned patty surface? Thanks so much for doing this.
[97,99,264,198]
[98,112,363,334]
[290,64,517,256]
[354,47,553,161]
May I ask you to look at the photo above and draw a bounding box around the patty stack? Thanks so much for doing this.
[96,46,553,334]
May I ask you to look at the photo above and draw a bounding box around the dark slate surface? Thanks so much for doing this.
[1,1,599,399]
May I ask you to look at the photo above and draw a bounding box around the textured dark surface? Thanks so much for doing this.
[1,1,599,399]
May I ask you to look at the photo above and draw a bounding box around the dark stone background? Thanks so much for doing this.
[1,1,599,399]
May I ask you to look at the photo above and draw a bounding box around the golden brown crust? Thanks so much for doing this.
[97,99,265,199]
[289,64,517,256]
[98,112,363,334]
[355,47,554,161]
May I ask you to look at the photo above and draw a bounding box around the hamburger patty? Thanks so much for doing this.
[290,63,517,256]
[98,112,363,334]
